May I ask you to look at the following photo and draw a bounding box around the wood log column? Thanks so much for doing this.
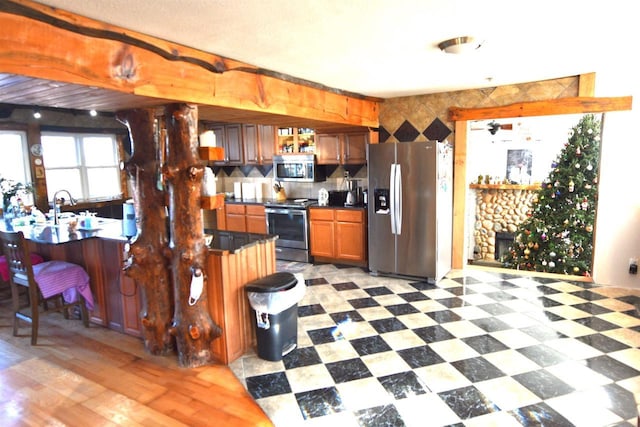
[117,108,174,355]
[164,103,221,367]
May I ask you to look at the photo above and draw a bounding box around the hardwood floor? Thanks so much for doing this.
[0,287,273,426]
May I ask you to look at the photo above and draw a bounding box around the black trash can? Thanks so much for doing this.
[246,272,303,362]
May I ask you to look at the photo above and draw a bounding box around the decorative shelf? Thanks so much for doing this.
[469,183,540,191]
[201,194,225,210]
[198,147,225,161]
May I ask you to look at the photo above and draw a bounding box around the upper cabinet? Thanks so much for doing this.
[211,124,243,165]
[316,131,369,165]
[207,123,276,166]
[277,127,315,154]
[257,125,276,164]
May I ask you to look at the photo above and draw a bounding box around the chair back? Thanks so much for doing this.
[0,230,38,294]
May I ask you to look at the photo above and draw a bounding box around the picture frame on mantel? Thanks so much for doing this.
[506,149,533,184]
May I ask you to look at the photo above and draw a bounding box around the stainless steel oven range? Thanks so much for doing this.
[265,199,316,263]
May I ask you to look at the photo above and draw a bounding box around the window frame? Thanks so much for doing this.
[41,131,122,203]
[0,128,31,185]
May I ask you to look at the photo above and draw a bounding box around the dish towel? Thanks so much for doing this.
[33,261,94,310]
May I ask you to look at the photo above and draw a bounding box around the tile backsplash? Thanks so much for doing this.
[215,164,367,200]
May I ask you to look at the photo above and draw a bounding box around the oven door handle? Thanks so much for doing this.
[265,208,307,216]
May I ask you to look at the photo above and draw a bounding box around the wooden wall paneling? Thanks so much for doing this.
[206,250,228,363]
[81,238,108,326]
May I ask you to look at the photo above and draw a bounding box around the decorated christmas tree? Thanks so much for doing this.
[502,114,601,276]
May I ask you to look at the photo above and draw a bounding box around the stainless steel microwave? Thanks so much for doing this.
[273,154,326,182]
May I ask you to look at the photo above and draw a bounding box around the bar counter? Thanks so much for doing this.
[1,217,130,244]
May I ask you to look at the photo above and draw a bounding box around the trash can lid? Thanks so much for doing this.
[245,272,298,293]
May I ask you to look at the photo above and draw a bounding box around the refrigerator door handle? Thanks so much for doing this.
[396,163,402,235]
[390,163,397,234]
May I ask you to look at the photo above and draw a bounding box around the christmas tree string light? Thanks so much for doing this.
[502,114,601,276]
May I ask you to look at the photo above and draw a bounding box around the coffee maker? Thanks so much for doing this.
[345,179,361,206]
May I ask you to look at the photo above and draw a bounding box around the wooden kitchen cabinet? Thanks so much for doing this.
[309,207,367,266]
[246,204,267,233]
[225,203,247,232]
[309,208,335,258]
[258,125,276,164]
[315,131,368,164]
[245,124,277,165]
[223,203,266,234]
[211,124,243,165]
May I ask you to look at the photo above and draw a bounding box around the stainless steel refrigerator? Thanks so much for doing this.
[367,140,453,281]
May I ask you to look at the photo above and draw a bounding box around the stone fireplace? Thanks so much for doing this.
[471,184,538,262]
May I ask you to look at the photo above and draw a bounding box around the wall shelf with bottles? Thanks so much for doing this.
[277,127,315,153]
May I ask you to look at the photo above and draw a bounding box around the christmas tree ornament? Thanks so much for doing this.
[501,114,600,276]
[573,266,579,273]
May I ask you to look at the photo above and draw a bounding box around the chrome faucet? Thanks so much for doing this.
[53,189,77,225]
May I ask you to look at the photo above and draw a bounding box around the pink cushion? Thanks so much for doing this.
[0,253,45,282]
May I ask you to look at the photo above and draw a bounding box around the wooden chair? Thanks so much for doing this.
[0,229,90,345]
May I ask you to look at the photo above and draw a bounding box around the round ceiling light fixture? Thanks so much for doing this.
[438,36,481,54]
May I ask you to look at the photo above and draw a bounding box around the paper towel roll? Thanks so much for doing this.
[234,182,242,199]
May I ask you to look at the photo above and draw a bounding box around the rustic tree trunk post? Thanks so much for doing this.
[164,103,221,367]
[117,108,174,355]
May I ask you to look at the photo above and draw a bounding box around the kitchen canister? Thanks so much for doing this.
[242,182,256,199]
[234,182,242,199]
[254,182,263,200]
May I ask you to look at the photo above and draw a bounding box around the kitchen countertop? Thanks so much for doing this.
[310,204,367,210]
[205,229,277,253]
[224,197,366,210]
[1,217,130,244]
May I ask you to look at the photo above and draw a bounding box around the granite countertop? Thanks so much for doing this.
[223,197,274,205]
[310,204,367,210]
[205,229,277,253]
[1,217,130,244]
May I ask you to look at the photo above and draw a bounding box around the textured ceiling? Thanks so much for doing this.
[31,0,637,99]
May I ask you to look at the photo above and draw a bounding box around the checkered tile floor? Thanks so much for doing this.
[230,264,640,426]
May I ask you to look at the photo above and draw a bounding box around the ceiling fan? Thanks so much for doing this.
[470,120,513,135]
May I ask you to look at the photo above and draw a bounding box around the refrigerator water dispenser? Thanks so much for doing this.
[374,188,390,214]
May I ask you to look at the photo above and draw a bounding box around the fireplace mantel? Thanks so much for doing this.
[469,183,540,191]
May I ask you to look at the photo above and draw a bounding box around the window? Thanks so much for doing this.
[41,132,121,202]
[0,130,30,184]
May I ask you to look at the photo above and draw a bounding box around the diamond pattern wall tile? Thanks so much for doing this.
[378,126,391,143]
[393,120,420,142]
[423,118,452,142]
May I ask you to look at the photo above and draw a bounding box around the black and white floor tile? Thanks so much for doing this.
[230,263,640,426]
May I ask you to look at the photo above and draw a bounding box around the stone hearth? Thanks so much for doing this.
[471,184,538,262]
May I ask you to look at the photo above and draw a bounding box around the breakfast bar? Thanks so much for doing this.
[2,217,278,364]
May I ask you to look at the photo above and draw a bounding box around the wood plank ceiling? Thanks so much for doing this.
[0,73,369,130]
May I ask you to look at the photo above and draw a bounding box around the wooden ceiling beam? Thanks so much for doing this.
[449,96,633,121]
[0,0,380,128]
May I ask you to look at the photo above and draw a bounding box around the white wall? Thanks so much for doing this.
[592,67,640,289]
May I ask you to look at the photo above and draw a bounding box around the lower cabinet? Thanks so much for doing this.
[27,237,142,337]
[309,207,367,266]
[224,203,266,234]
